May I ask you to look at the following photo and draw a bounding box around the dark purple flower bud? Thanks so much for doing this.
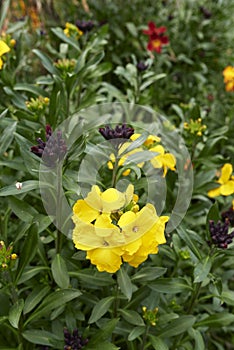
[76,20,94,33]
[209,220,234,249]
[63,328,88,349]
[99,124,134,140]
[200,6,212,19]
[31,125,67,167]
[136,61,148,72]
[222,206,234,226]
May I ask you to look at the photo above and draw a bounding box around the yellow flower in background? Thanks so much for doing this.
[223,66,234,92]
[0,40,10,70]
[107,133,176,177]
[72,185,169,273]
[64,22,83,39]
[183,118,207,137]
[208,163,234,197]
[149,145,176,176]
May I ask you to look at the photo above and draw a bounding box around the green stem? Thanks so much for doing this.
[55,163,63,254]
[141,324,150,350]
[172,281,202,349]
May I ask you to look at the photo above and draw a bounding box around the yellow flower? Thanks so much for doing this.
[130,133,161,146]
[208,163,234,197]
[149,145,176,176]
[223,66,234,92]
[0,40,10,70]
[72,185,169,273]
[64,22,83,39]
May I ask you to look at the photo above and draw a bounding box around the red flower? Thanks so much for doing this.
[143,21,169,53]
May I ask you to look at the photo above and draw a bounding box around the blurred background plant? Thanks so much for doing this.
[0,0,234,349]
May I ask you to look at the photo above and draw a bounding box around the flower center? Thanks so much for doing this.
[152,39,161,48]
[132,226,139,233]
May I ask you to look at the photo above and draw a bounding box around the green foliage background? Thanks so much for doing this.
[0,0,234,349]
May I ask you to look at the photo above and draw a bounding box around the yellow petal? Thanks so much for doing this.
[87,248,122,273]
[95,214,119,237]
[207,187,221,198]
[0,40,10,56]
[220,181,234,196]
[0,58,3,69]
[219,163,233,184]
[101,188,126,212]
[86,185,102,211]
[72,217,103,248]
[73,199,99,222]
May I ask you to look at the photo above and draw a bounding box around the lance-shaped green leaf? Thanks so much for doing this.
[118,309,145,326]
[148,336,169,350]
[159,315,196,337]
[51,254,70,289]
[117,267,133,301]
[9,299,24,329]
[88,296,114,324]
[24,289,82,326]
[32,49,60,75]
[0,181,39,196]
[15,223,39,284]
[195,312,234,328]
[194,256,212,283]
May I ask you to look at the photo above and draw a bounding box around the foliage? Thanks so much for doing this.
[0,1,234,349]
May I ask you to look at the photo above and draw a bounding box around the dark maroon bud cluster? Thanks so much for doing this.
[63,328,88,350]
[221,206,234,227]
[31,125,67,167]
[209,220,234,249]
[76,20,94,32]
[136,61,148,72]
[99,124,134,140]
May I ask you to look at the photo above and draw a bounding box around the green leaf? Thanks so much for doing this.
[149,277,192,294]
[127,326,145,341]
[88,297,114,324]
[8,299,24,329]
[132,267,167,282]
[69,270,115,287]
[14,83,47,96]
[159,315,196,337]
[15,224,39,284]
[119,309,145,326]
[176,225,202,260]
[149,335,169,350]
[51,27,81,52]
[188,328,205,350]
[22,330,60,346]
[17,266,50,284]
[32,49,59,75]
[24,289,82,326]
[117,267,133,301]
[86,342,120,350]
[23,285,51,314]
[194,256,212,283]
[94,318,119,343]
[140,73,166,91]
[206,201,220,230]
[0,181,39,196]
[0,121,17,154]
[195,312,234,328]
[8,196,38,223]
[51,254,70,289]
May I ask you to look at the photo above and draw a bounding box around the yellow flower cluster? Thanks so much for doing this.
[25,96,50,112]
[223,66,234,92]
[0,40,10,70]
[64,22,83,40]
[72,185,168,273]
[183,118,207,137]
[0,241,17,270]
[208,163,234,198]
[108,133,176,177]
[142,306,159,326]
